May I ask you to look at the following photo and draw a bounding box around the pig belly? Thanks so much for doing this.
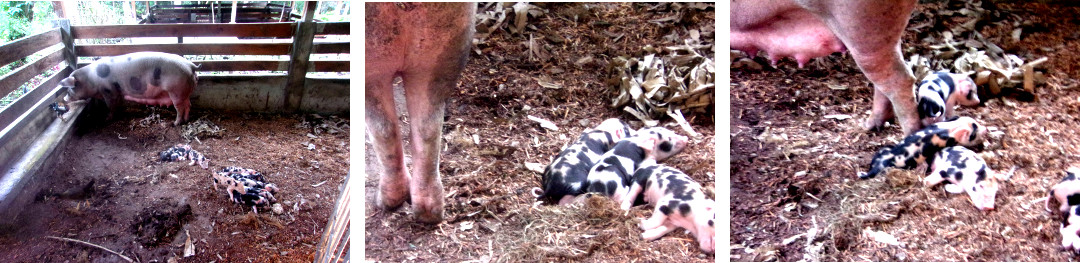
[365,2,475,223]
[732,0,921,134]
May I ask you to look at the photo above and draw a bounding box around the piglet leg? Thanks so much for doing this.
[641,222,677,241]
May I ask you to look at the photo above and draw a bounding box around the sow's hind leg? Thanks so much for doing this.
[399,3,475,224]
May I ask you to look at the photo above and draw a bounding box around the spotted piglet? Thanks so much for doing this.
[624,162,715,253]
[533,118,635,205]
[917,71,980,126]
[585,127,688,204]
[1047,167,1080,214]
[859,116,989,179]
[159,144,209,169]
[1055,168,1080,253]
[924,146,1006,211]
[209,167,279,212]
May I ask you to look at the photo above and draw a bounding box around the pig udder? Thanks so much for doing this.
[731,2,846,67]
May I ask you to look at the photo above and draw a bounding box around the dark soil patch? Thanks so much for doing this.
[731,2,1080,261]
[0,104,349,263]
[365,3,715,262]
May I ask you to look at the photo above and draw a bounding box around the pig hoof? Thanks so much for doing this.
[411,198,445,224]
[376,189,409,211]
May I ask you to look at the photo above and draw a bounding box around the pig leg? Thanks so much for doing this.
[1062,223,1080,250]
[168,91,192,126]
[401,74,452,223]
[642,222,677,241]
[796,0,920,134]
[399,3,474,223]
[365,75,411,211]
[923,171,947,187]
[620,183,644,211]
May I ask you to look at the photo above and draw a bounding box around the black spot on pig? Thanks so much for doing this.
[975,167,987,181]
[1066,171,1078,181]
[129,77,146,93]
[659,204,672,215]
[96,63,111,78]
[678,203,691,216]
[1067,194,1080,206]
[152,67,162,86]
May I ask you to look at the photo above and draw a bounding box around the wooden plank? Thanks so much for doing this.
[72,23,295,39]
[317,22,349,35]
[0,67,69,133]
[75,60,344,72]
[0,49,66,98]
[75,43,291,57]
[313,42,349,54]
[193,60,286,72]
[0,29,62,68]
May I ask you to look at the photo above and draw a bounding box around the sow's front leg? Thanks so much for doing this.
[365,2,476,224]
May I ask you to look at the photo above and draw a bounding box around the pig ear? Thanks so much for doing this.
[950,128,972,144]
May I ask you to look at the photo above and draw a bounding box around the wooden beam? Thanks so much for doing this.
[75,43,291,56]
[0,29,62,67]
[54,19,77,70]
[284,1,318,111]
[0,49,65,97]
[71,23,295,38]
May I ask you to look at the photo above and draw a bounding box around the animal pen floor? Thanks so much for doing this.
[364,3,716,262]
[0,105,350,263]
[731,2,1080,262]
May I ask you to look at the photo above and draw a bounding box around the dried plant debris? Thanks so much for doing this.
[904,1,1047,97]
[296,114,348,135]
[180,117,224,141]
[608,32,713,134]
[474,3,547,46]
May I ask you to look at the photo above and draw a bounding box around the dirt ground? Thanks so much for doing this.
[731,1,1080,262]
[365,3,715,262]
[0,104,349,263]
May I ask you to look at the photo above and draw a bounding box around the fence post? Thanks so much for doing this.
[284,1,317,111]
[52,19,76,70]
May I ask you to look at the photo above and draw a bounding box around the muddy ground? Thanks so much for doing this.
[731,1,1080,262]
[0,104,349,263]
[365,3,715,262]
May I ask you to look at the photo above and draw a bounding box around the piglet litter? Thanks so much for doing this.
[159,144,209,169]
[212,166,279,213]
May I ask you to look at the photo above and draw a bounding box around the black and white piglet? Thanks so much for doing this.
[584,126,688,204]
[924,146,1007,211]
[859,116,988,179]
[1047,167,1080,214]
[533,118,635,205]
[159,144,209,169]
[623,162,715,253]
[917,71,980,126]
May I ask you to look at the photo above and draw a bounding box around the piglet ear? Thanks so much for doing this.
[950,128,972,144]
